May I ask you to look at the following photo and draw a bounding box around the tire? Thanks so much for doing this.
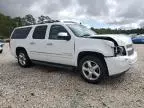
[17,50,31,68]
[79,56,107,84]
[0,50,3,53]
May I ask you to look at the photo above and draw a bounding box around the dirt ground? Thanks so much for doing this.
[0,44,144,108]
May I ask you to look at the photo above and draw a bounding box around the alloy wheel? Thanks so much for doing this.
[82,60,101,80]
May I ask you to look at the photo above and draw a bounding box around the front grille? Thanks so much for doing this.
[128,48,134,56]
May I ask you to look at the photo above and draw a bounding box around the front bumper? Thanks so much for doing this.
[105,51,137,76]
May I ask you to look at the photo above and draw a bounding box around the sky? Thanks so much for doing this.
[0,0,144,29]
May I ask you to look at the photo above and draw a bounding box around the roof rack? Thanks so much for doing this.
[62,21,82,25]
[37,20,60,24]
[63,21,78,23]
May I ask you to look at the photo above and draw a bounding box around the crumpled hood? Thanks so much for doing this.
[91,34,133,46]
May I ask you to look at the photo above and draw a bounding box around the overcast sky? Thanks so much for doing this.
[0,0,144,29]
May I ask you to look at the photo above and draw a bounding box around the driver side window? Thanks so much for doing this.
[49,25,69,40]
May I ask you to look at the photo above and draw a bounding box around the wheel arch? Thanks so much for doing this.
[77,51,109,75]
[16,47,27,56]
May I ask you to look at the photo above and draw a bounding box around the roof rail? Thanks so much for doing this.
[37,20,60,24]
[62,21,82,25]
[62,21,78,23]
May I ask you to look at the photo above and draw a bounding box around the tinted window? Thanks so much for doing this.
[11,27,32,39]
[33,25,47,39]
[49,25,68,40]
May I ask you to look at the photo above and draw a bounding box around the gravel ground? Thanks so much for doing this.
[0,44,144,108]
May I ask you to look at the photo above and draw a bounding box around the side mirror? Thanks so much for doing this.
[57,32,71,41]
[58,32,68,37]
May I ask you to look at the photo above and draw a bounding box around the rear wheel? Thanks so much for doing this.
[17,50,31,67]
[79,56,107,83]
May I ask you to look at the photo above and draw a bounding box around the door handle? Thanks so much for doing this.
[46,43,53,46]
[30,42,35,45]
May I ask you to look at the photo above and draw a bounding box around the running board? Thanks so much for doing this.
[31,60,75,69]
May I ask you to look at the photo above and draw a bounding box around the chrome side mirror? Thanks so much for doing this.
[57,32,71,41]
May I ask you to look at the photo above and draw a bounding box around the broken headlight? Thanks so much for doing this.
[114,46,126,56]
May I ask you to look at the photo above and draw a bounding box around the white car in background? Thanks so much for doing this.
[0,40,4,53]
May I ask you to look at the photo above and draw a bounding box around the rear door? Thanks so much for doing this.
[28,25,48,61]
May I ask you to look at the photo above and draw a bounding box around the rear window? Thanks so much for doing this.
[11,27,32,39]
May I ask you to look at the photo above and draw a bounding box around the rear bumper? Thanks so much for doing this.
[105,51,137,76]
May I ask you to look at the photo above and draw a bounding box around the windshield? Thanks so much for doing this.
[67,24,96,37]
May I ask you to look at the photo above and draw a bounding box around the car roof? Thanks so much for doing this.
[15,22,62,29]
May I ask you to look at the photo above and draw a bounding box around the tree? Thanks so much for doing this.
[37,15,51,24]
[13,17,22,27]
[1,12,144,39]
[22,14,36,26]
[0,13,17,38]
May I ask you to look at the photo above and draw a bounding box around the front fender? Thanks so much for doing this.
[74,49,112,66]
[74,38,115,66]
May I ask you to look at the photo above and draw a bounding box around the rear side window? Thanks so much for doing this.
[33,25,47,39]
[11,27,32,39]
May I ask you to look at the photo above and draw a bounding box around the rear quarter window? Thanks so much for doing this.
[11,27,32,39]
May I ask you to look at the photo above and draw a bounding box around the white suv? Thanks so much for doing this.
[10,21,137,83]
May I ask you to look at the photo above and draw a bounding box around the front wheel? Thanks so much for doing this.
[79,56,107,84]
[17,50,31,67]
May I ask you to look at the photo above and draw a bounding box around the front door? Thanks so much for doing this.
[45,24,75,65]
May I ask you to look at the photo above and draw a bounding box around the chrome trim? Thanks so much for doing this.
[30,51,72,56]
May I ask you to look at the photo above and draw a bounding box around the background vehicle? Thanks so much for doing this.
[9,21,137,83]
[0,40,4,53]
[132,35,144,44]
